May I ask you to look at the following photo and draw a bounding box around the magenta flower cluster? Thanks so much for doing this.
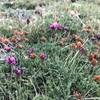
[6,56,17,65]
[50,22,63,30]
[14,67,23,77]
[39,53,47,60]
[5,56,24,77]
[50,22,69,32]
[4,46,12,52]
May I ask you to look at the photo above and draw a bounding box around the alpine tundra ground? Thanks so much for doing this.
[0,0,100,100]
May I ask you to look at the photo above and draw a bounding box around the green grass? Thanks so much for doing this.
[0,0,100,100]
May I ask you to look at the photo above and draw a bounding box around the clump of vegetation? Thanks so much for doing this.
[0,0,100,100]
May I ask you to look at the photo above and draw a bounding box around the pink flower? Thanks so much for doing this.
[15,67,23,77]
[4,46,12,52]
[39,53,47,60]
[50,22,63,30]
[6,56,17,65]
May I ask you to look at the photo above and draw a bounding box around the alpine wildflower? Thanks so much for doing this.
[15,67,23,77]
[39,53,47,60]
[6,56,17,65]
[4,46,12,52]
[50,22,63,30]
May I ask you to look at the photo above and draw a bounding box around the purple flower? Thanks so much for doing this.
[79,48,87,55]
[15,67,23,77]
[39,53,47,60]
[50,22,63,30]
[28,48,36,54]
[4,46,12,52]
[6,56,17,65]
